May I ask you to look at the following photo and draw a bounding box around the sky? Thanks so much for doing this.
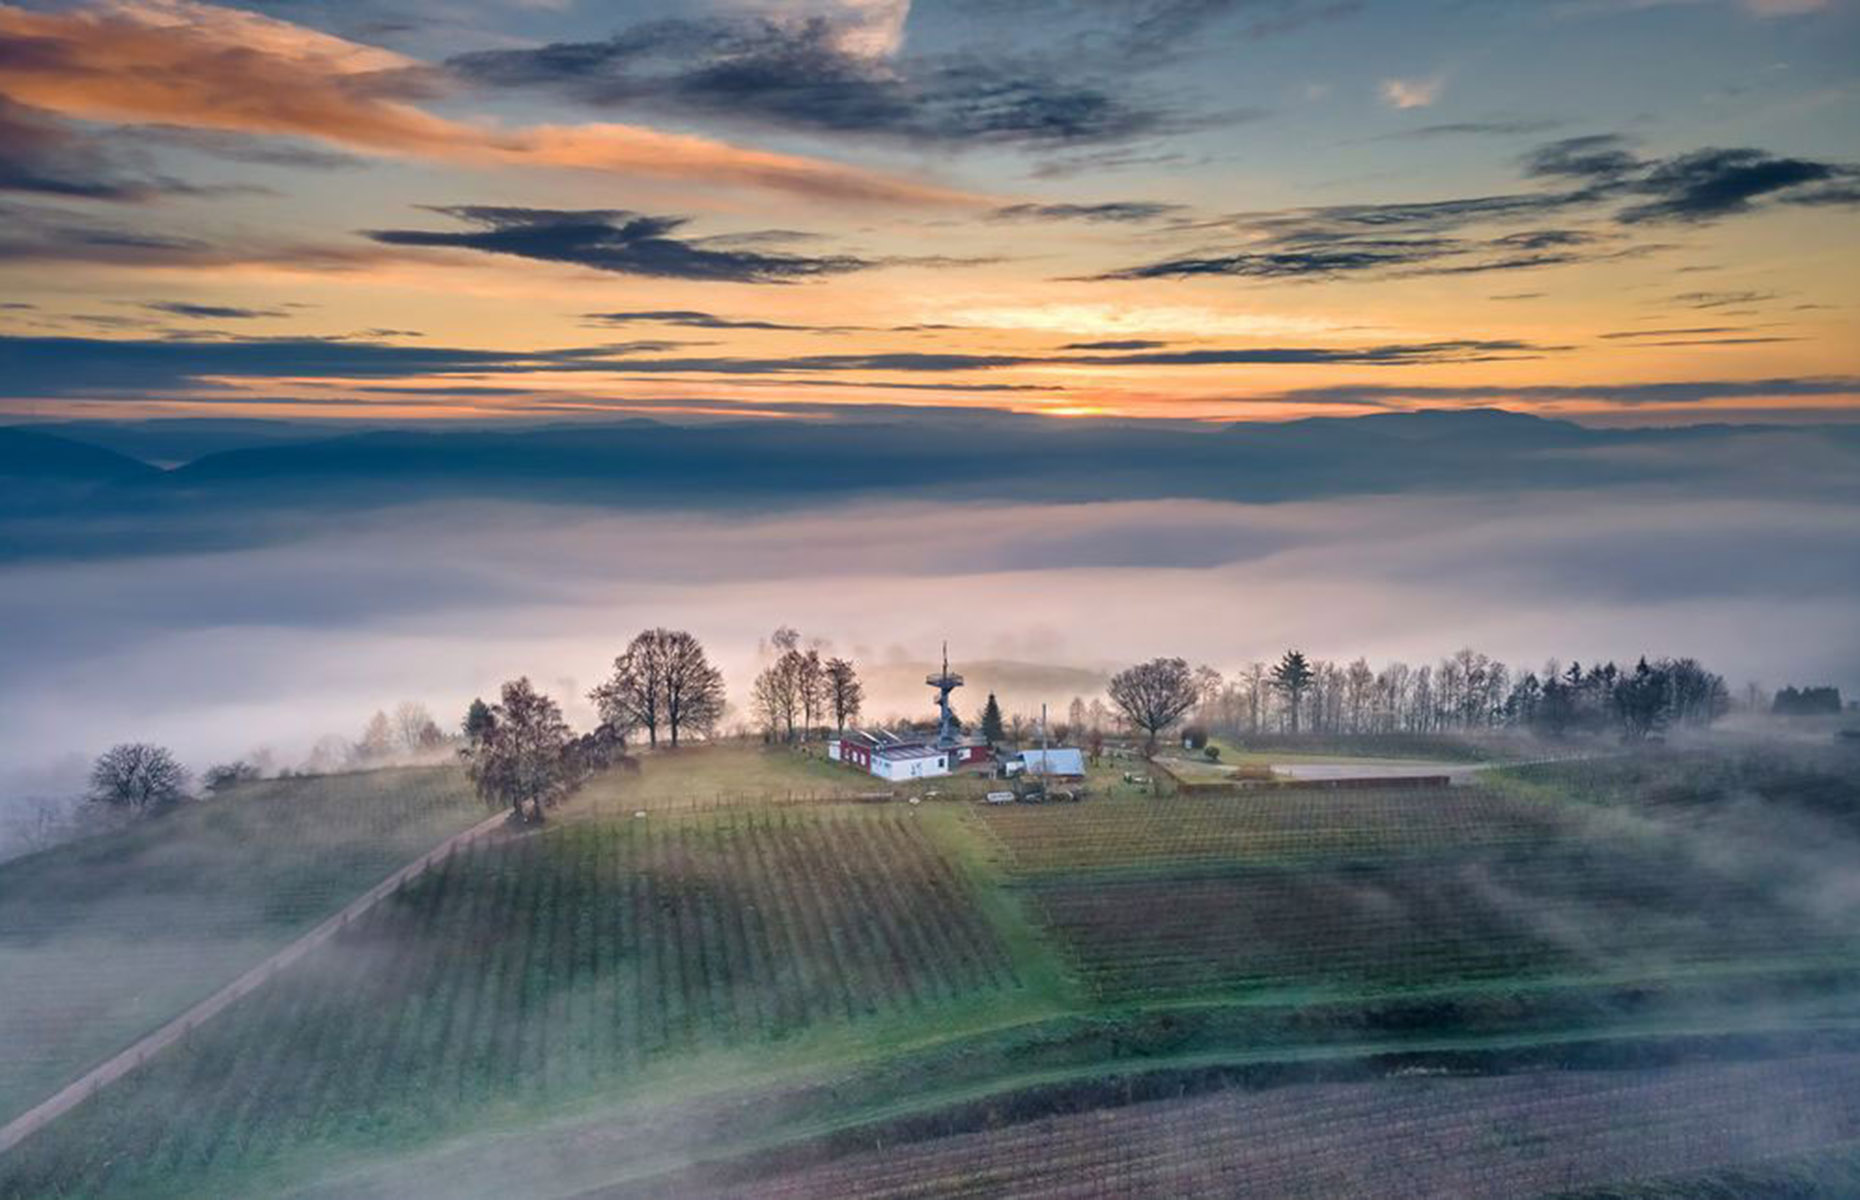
[1,0,1857,426]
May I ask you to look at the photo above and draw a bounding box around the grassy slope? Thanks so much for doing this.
[0,767,482,1125]
[263,750,1860,1197]
[567,744,883,816]
[7,743,1858,1199]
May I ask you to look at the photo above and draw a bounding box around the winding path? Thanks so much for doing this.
[0,809,511,1157]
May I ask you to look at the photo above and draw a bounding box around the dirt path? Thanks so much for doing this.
[0,809,511,1157]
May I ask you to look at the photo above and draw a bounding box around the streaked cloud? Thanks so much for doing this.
[364,207,874,282]
[0,0,970,205]
[447,12,1185,147]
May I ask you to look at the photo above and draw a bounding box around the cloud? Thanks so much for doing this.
[1527,135,1860,223]
[0,0,969,206]
[0,96,238,200]
[1092,229,1617,280]
[1375,118,1563,140]
[1740,0,1830,14]
[1060,339,1170,350]
[582,310,843,332]
[1523,134,1645,182]
[1617,148,1851,223]
[364,207,873,282]
[447,14,1182,147]
[990,200,1188,223]
[128,126,368,171]
[0,332,1559,396]
[144,302,291,320]
[1097,131,1859,282]
[1380,75,1445,110]
[1672,290,1777,308]
[1598,326,1750,339]
[0,199,392,271]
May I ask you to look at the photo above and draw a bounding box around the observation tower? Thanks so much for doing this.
[926,643,965,748]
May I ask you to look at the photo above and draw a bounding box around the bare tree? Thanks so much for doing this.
[1240,661,1266,735]
[1191,665,1224,725]
[1107,657,1200,756]
[465,677,571,823]
[89,743,188,814]
[658,630,725,747]
[795,649,826,740]
[825,657,863,732]
[592,628,724,749]
[393,701,443,752]
[356,710,394,762]
[591,630,669,748]
[752,652,801,741]
[302,734,355,775]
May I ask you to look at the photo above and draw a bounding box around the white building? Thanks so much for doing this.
[828,729,991,781]
[1007,748,1087,779]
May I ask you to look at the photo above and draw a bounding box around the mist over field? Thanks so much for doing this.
[3,449,1857,826]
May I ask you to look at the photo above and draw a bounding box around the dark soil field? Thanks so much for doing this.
[672,1054,1860,1200]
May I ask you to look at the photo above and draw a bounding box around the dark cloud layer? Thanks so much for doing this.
[1527,136,1859,224]
[364,206,871,282]
[582,310,834,332]
[0,97,244,201]
[1099,134,1860,282]
[1095,229,1614,281]
[448,15,1178,147]
[0,333,1556,396]
[144,302,291,320]
[991,200,1187,223]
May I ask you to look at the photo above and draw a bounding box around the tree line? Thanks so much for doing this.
[749,626,863,743]
[1102,648,1736,754]
[72,632,1829,830]
[462,626,870,823]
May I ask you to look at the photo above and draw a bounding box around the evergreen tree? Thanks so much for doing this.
[1270,650,1316,734]
[462,697,496,748]
[980,692,1005,746]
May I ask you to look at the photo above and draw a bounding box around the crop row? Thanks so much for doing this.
[0,808,1018,1200]
[976,786,1572,874]
[692,1054,1860,1199]
[0,768,482,1126]
[1025,844,1852,1002]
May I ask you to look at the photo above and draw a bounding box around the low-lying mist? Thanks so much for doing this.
[2,486,1856,842]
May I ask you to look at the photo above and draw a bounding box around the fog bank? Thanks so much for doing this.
[3,487,1855,831]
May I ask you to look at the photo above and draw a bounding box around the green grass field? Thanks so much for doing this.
[3,741,1857,1199]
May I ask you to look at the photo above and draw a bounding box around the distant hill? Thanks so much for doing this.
[23,418,353,467]
[5,409,1856,561]
[0,427,161,483]
[155,408,1676,504]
